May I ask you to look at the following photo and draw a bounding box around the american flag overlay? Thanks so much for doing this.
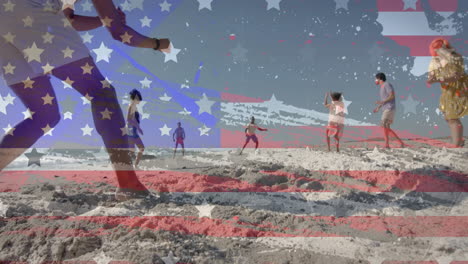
[0,0,467,263]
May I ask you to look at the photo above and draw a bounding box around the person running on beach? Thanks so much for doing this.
[173,122,185,158]
[324,92,345,152]
[239,116,268,155]
[127,89,145,168]
[0,0,170,200]
[373,73,405,149]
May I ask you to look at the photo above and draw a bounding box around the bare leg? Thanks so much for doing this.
[388,128,405,147]
[0,75,60,170]
[383,127,390,148]
[448,119,463,147]
[334,135,340,152]
[182,144,185,156]
[173,143,178,158]
[326,130,331,151]
[239,141,249,155]
[51,57,148,196]
[134,139,144,167]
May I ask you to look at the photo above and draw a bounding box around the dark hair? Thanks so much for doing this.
[129,89,142,101]
[375,72,386,82]
[331,92,342,101]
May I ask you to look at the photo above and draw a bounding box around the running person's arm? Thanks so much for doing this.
[62,8,103,31]
[79,0,170,51]
[182,129,185,140]
[323,92,331,108]
[257,126,268,132]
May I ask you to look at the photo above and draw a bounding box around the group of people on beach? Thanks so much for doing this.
[0,0,466,199]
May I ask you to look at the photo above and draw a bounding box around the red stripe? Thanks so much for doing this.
[221,92,265,103]
[2,216,468,237]
[221,126,456,148]
[387,36,453,56]
[1,169,466,193]
[377,0,458,12]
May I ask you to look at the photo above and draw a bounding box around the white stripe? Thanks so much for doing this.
[377,12,459,36]
[255,237,468,263]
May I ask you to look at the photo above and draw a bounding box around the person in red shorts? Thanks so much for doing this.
[239,116,268,155]
[173,122,185,158]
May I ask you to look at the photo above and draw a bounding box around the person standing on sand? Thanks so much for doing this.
[0,0,171,200]
[427,38,467,147]
[173,122,185,158]
[239,116,268,155]
[324,92,345,152]
[127,89,145,169]
[373,73,405,149]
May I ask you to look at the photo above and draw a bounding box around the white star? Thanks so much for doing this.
[0,96,8,114]
[62,46,75,58]
[140,16,152,27]
[120,0,132,11]
[195,93,215,115]
[141,113,150,120]
[159,124,172,136]
[4,93,15,105]
[195,203,215,218]
[139,77,152,89]
[400,94,420,114]
[42,124,55,136]
[161,251,180,264]
[22,108,35,120]
[120,127,128,136]
[42,63,55,75]
[2,124,15,136]
[81,32,94,43]
[3,63,15,75]
[101,77,113,88]
[160,0,171,12]
[81,94,93,105]
[100,108,113,120]
[63,111,73,120]
[92,42,113,63]
[22,77,35,89]
[197,0,213,11]
[42,32,55,44]
[342,95,352,115]
[334,0,350,11]
[62,77,74,89]
[402,0,418,10]
[180,84,190,89]
[81,0,93,12]
[23,42,44,63]
[198,125,211,136]
[179,108,191,115]
[159,93,172,101]
[43,0,55,12]
[265,94,283,114]
[3,0,15,12]
[81,124,94,136]
[265,0,281,10]
[23,16,34,27]
[2,32,15,44]
[164,43,181,63]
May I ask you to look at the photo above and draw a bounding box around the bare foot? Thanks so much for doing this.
[115,187,150,201]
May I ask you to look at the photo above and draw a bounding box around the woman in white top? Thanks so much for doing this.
[324,92,345,152]
[0,0,170,200]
